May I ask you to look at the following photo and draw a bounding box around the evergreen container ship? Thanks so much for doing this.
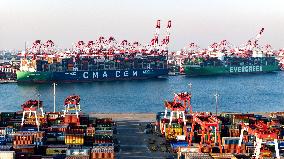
[183,56,279,76]
[180,28,282,76]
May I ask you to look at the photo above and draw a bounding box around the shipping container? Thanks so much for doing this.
[13,134,34,146]
[0,136,6,145]
[94,135,113,144]
[65,135,84,145]
[41,156,54,159]
[210,153,237,159]
[165,124,183,140]
[56,136,65,142]
[95,130,113,136]
[65,156,89,159]
[64,115,79,125]
[91,145,114,159]
[14,145,35,154]
[0,151,15,159]
[180,152,212,159]
[86,127,95,136]
[46,146,67,155]
[50,125,68,133]
[222,137,240,146]
[0,145,12,151]
[66,125,86,134]
[66,148,90,156]
[0,112,16,119]
[20,127,37,131]
[79,116,89,125]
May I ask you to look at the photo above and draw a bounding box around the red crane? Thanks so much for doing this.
[237,120,280,159]
[189,113,222,153]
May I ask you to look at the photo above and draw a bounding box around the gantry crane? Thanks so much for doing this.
[189,113,222,153]
[237,120,280,159]
[63,95,81,118]
[21,100,45,131]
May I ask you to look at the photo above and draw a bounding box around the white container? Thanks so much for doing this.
[0,151,15,159]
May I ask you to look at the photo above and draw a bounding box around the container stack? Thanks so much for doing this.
[91,143,115,159]
[65,148,90,159]
[0,96,117,159]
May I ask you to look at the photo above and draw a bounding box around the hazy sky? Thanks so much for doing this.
[0,0,283,50]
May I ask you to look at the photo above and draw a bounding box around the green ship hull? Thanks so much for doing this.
[16,72,52,83]
[183,65,280,76]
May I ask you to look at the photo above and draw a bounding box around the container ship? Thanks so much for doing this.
[183,56,279,76]
[16,20,172,83]
[17,54,169,83]
[179,28,280,76]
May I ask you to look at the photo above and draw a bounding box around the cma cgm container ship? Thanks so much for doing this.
[17,20,172,83]
[16,55,168,83]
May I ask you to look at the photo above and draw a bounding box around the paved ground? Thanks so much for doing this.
[90,113,175,159]
[90,113,157,122]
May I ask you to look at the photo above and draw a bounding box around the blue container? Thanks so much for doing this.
[0,141,6,145]
[170,141,188,150]
[53,154,66,159]
[93,143,114,147]
[156,112,170,121]
[279,141,284,149]
[280,130,284,138]
[224,139,239,145]
[5,127,14,134]
[56,136,65,141]
[254,115,262,119]
[187,126,191,132]
[34,141,43,146]
[20,127,37,131]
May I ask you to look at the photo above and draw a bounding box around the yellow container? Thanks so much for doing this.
[65,134,84,145]
[165,127,182,140]
[48,57,53,64]
[46,147,67,155]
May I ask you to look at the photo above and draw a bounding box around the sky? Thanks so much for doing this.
[0,0,284,51]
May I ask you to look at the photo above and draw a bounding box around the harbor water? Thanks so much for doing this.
[0,72,284,113]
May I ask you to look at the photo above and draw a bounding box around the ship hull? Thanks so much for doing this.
[184,65,280,76]
[16,69,169,83]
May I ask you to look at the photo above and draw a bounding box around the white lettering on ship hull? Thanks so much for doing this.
[229,66,263,73]
[83,72,88,78]
[82,70,142,79]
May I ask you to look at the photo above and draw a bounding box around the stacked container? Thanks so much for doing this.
[13,133,34,147]
[46,145,67,156]
[165,123,183,140]
[91,144,114,159]
[66,148,90,159]
[0,151,15,159]
[64,115,80,126]
[65,134,84,145]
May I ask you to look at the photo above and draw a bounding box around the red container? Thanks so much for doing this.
[87,127,95,136]
[64,114,80,125]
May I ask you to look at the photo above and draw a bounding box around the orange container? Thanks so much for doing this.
[64,114,79,125]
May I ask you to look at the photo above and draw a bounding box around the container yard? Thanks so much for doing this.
[0,96,284,158]
[151,90,284,159]
[0,95,118,159]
